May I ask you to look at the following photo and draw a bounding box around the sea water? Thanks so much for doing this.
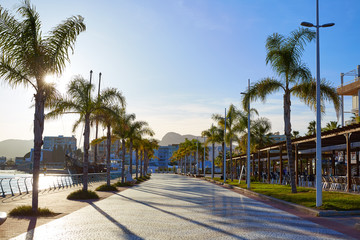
[0,170,72,196]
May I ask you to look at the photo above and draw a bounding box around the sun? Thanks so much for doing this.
[44,75,55,84]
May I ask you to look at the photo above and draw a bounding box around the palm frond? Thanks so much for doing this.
[242,78,284,110]
[45,15,86,74]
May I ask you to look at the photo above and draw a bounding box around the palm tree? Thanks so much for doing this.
[127,120,154,179]
[93,104,126,186]
[112,111,135,183]
[292,130,300,139]
[242,28,340,193]
[142,138,159,175]
[323,121,339,131]
[212,104,242,181]
[202,124,221,179]
[307,120,316,135]
[0,1,85,213]
[47,77,123,191]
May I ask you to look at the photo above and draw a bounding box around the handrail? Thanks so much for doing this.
[0,171,123,197]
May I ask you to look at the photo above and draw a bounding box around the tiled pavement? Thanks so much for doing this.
[9,174,356,240]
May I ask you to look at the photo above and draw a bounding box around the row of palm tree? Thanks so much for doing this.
[0,1,158,213]
[199,104,273,180]
[171,138,207,175]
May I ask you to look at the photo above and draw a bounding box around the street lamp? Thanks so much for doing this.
[196,138,199,176]
[241,79,251,189]
[203,136,206,177]
[301,0,334,207]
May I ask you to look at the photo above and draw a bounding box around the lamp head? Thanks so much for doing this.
[321,23,335,28]
[301,21,314,27]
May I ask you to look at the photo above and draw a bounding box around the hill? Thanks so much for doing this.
[0,139,33,159]
[159,132,203,146]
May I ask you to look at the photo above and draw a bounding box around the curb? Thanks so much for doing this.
[205,178,360,217]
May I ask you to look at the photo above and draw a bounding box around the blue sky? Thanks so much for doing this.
[0,0,359,146]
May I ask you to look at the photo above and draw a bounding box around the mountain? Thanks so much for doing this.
[159,132,203,146]
[0,139,33,159]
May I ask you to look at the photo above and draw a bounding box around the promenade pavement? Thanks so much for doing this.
[8,174,358,240]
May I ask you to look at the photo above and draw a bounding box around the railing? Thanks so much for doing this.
[0,171,122,197]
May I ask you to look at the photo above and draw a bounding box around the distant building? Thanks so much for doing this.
[43,135,77,152]
[90,139,133,164]
[154,145,179,167]
[15,157,25,165]
[0,156,6,165]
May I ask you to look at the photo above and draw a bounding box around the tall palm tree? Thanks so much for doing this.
[242,28,340,193]
[212,104,241,181]
[112,111,135,183]
[93,104,126,186]
[0,1,85,212]
[142,138,159,175]
[239,117,273,152]
[127,120,154,179]
[47,77,123,191]
[202,124,220,179]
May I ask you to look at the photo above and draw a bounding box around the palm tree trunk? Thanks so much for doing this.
[106,124,111,186]
[32,92,45,213]
[83,113,90,191]
[129,140,133,177]
[212,143,215,179]
[143,151,148,176]
[230,138,233,181]
[140,151,143,178]
[135,149,139,179]
[284,92,297,193]
[121,139,126,183]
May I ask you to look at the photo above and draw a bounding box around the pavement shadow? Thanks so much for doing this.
[88,202,144,240]
[116,193,246,240]
[25,217,37,240]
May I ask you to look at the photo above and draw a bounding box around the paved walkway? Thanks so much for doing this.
[9,174,355,240]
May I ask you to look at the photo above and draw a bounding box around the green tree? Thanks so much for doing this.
[292,130,300,139]
[47,77,123,191]
[307,120,316,135]
[201,124,221,179]
[323,121,339,131]
[127,119,154,179]
[0,1,85,213]
[212,104,242,181]
[242,28,340,193]
[112,110,135,183]
[93,103,126,186]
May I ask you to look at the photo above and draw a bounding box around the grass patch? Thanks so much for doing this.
[220,180,360,211]
[95,184,118,192]
[67,190,99,200]
[114,181,133,187]
[9,205,55,217]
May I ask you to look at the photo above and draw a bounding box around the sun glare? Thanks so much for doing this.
[44,75,55,84]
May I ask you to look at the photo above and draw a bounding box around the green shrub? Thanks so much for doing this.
[95,184,118,192]
[9,205,55,217]
[67,190,99,200]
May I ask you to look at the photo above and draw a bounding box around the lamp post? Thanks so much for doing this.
[196,138,199,176]
[241,79,251,189]
[203,136,206,177]
[301,0,334,207]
